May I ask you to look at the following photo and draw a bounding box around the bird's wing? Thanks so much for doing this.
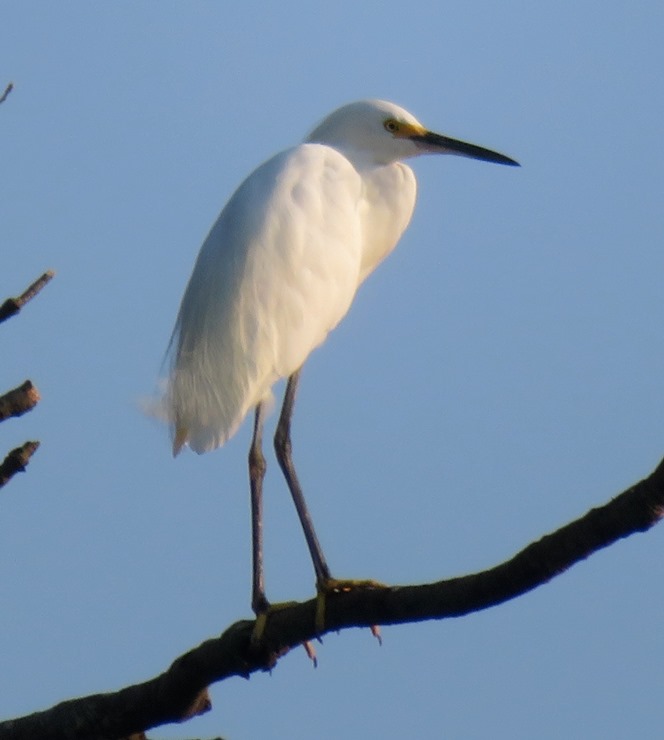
[166,143,365,454]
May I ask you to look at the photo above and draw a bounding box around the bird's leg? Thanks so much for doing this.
[249,403,269,617]
[275,370,386,638]
[249,401,314,661]
[273,371,329,635]
[274,370,332,586]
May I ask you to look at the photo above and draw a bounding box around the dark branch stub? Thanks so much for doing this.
[0,381,40,423]
[0,270,55,324]
[0,441,40,489]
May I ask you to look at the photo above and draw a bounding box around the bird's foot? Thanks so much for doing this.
[315,577,387,640]
[250,600,298,645]
[251,600,319,666]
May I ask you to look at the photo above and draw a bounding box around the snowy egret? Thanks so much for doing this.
[162,99,518,625]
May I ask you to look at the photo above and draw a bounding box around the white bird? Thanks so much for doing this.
[162,99,518,622]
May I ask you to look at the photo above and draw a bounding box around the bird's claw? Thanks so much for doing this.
[250,601,318,666]
[314,577,387,636]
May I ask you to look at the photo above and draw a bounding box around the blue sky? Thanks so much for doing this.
[2,2,663,738]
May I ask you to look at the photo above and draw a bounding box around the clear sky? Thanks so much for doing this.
[2,2,663,738]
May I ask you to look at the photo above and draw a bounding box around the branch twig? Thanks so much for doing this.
[0,381,40,423]
[0,82,12,106]
[1,455,663,738]
[0,271,55,324]
[0,441,40,488]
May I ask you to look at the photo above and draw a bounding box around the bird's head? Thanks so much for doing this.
[306,99,519,168]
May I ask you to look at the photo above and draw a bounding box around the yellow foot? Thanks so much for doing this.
[251,601,318,666]
[250,600,298,646]
[315,577,387,635]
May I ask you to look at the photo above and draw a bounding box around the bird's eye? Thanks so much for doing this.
[384,119,400,134]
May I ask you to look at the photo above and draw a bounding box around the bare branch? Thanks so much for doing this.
[0,271,55,324]
[0,82,12,106]
[0,441,40,488]
[0,381,40,423]
[1,455,662,738]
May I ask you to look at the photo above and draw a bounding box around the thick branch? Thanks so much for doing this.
[0,271,54,324]
[0,381,40,422]
[0,441,40,488]
[1,456,663,739]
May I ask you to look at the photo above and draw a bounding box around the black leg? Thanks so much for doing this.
[274,370,332,586]
[249,402,269,615]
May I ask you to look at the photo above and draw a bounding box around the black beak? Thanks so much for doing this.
[411,130,519,167]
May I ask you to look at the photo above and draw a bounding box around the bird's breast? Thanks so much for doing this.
[357,162,417,284]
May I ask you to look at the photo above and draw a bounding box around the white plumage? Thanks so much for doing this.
[163,99,517,455]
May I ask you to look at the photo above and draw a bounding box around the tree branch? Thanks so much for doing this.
[0,381,40,423]
[1,272,51,487]
[0,82,12,106]
[0,270,54,324]
[0,441,40,489]
[1,456,663,739]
